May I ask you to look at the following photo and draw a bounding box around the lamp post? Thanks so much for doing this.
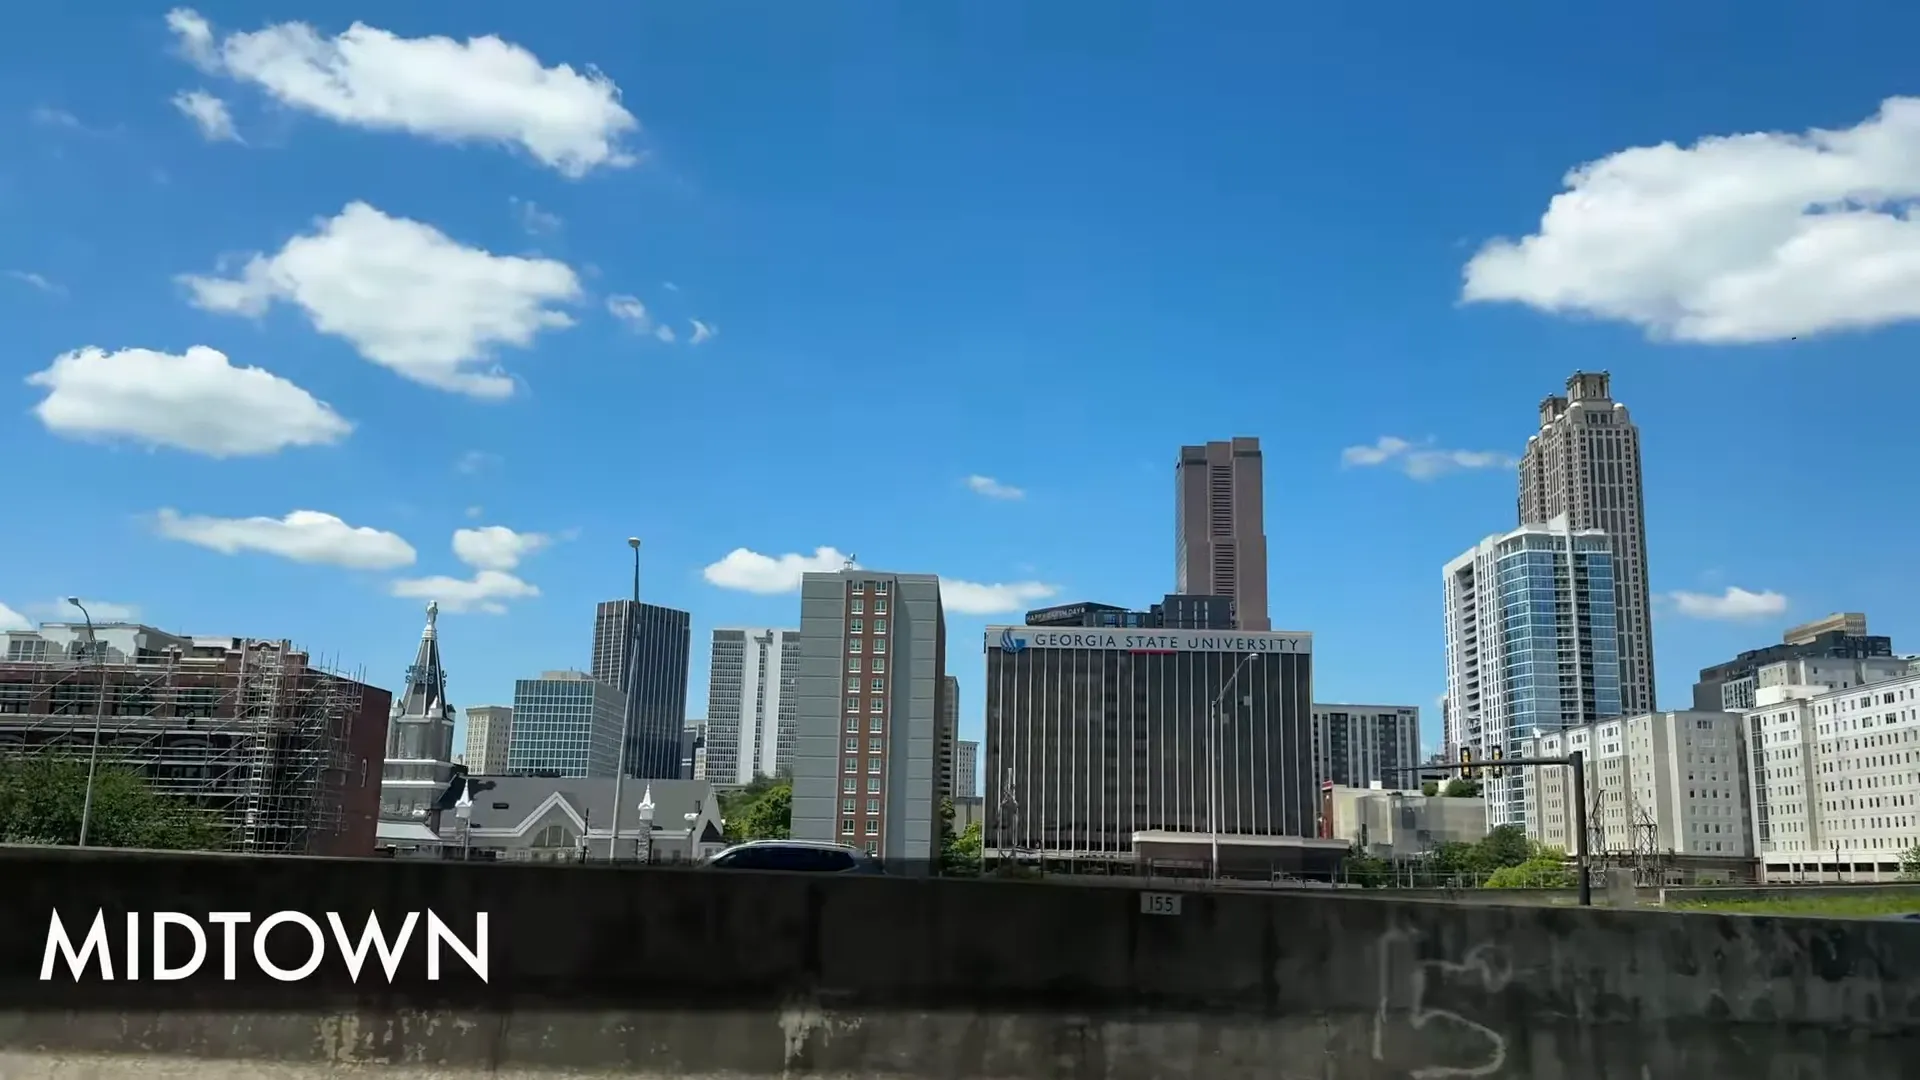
[66,597,109,849]
[608,537,641,861]
[1207,651,1262,880]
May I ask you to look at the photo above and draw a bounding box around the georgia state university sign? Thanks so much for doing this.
[985,627,1312,655]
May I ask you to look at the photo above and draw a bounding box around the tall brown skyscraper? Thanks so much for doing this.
[1175,437,1270,631]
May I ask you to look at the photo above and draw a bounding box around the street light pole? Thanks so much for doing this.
[607,537,641,861]
[1208,651,1261,881]
[66,597,107,849]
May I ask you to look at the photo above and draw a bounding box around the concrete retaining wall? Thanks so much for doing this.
[1,845,1916,1077]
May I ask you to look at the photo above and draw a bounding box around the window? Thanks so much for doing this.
[871,698,884,712]
[875,599,889,614]
[848,638,862,653]
[868,756,883,774]
[842,798,855,813]
[869,715,883,732]
[850,599,864,615]
[872,659,886,673]
[873,639,886,655]
[841,819,855,835]
[844,737,858,752]
[865,820,880,835]
[867,777,881,793]
[845,717,859,733]
[846,697,859,712]
[847,658,862,673]
[870,677,884,691]
[850,618,864,633]
[842,778,856,793]
[876,581,890,595]
[866,798,880,814]
[866,840,878,855]
[851,580,866,594]
[874,619,887,635]
[844,757,857,773]
[868,737,884,752]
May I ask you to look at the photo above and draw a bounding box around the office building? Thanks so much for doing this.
[1693,613,1895,712]
[1319,784,1489,858]
[505,671,627,779]
[1745,667,1920,882]
[680,720,708,780]
[956,739,979,799]
[590,600,691,778]
[1443,515,1622,829]
[1025,594,1236,630]
[1311,703,1421,789]
[984,625,1315,858]
[939,674,960,800]
[704,627,800,786]
[463,705,513,775]
[1520,712,1750,858]
[1175,437,1270,631]
[790,570,948,864]
[1518,371,1655,714]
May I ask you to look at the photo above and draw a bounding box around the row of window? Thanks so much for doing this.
[847,598,890,615]
[849,580,891,595]
[847,637,887,654]
[847,619,888,635]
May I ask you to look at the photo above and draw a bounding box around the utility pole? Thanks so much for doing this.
[608,537,641,861]
[66,597,108,849]
[1393,748,1593,906]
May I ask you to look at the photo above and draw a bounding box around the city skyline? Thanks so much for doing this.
[8,5,1919,786]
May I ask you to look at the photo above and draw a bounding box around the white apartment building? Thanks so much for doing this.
[704,628,800,787]
[1519,711,1749,859]
[1312,703,1421,789]
[463,705,513,774]
[1442,514,1622,829]
[1745,664,1920,882]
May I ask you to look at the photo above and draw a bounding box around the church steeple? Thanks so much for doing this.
[387,600,456,761]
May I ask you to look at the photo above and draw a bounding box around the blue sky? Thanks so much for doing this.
[6,3,1920,781]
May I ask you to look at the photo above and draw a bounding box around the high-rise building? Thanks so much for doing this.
[1518,371,1655,714]
[1693,613,1895,712]
[463,705,513,774]
[1743,665,1920,882]
[790,569,948,864]
[1310,703,1421,789]
[506,670,626,778]
[704,627,800,786]
[939,674,960,800]
[1443,516,1622,829]
[1521,712,1750,858]
[1025,594,1236,630]
[680,720,708,780]
[590,600,691,778]
[955,739,979,799]
[1175,438,1270,631]
[984,625,1316,857]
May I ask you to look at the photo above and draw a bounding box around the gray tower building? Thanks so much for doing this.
[380,601,459,819]
[790,569,948,865]
[590,600,691,779]
[705,627,800,787]
[1519,372,1655,715]
[1175,438,1270,631]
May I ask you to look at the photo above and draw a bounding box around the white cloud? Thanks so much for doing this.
[37,599,141,622]
[27,345,351,457]
[455,450,500,474]
[965,474,1025,500]
[154,508,416,570]
[0,602,29,631]
[703,546,853,594]
[171,89,239,141]
[654,324,676,343]
[389,570,538,615]
[608,294,652,328]
[464,505,484,519]
[688,319,715,345]
[166,8,638,178]
[1340,436,1516,480]
[1668,586,1788,621]
[510,197,562,235]
[180,201,581,398]
[940,579,1058,615]
[7,270,62,294]
[452,526,550,572]
[30,106,83,129]
[1464,97,1920,343]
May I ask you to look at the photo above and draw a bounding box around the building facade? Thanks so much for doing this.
[1519,711,1750,859]
[680,720,708,780]
[381,603,461,824]
[1311,703,1421,789]
[1443,516,1622,829]
[704,627,800,786]
[790,570,949,864]
[1320,784,1489,859]
[984,626,1315,858]
[1175,438,1270,631]
[939,674,960,799]
[463,705,513,775]
[1693,612,1895,712]
[1026,594,1236,630]
[505,671,627,779]
[1744,666,1920,882]
[590,600,692,778]
[955,739,979,799]
[1518,371,1655,715]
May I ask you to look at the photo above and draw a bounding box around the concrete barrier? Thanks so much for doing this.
[1,845,1916,1077]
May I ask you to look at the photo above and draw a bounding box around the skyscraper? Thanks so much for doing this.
[506,671,626,778]
[939,674,960,800]
[789,569,948,864]
[463,705,513,774]
[1443,517,1622,828]
[590,600,692,779]
[1518,372,1655,714]
[1175,437,1270,631]
[705,627,800,787]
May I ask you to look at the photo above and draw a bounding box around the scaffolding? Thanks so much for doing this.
[0,638,365,855]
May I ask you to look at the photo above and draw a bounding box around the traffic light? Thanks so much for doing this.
[1490,746,1505,779]
[1459,746,1477,780]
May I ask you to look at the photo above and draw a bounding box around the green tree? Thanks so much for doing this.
[1420,780,1440,797]
[1485,849,1576,888]
[1899,844,1920,883]
[1472,825,1533,872]
[0,755,227,850]
[1441,778,1482,798]
[719,776,792,842]
[1344,845,1392,888]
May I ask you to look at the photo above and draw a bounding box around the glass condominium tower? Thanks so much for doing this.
[1443,515,1621,828]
